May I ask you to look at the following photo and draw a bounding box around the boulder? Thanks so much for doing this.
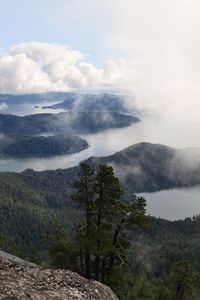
[0,250,118,300]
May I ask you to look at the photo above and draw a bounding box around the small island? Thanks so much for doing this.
[0,111,140,135]
[0,134,88,157]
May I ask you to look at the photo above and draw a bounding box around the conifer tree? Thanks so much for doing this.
[72,163,95,278]
[72,163,148,285]
[94,164,124,280]
[49,220,76,269]
[169,260,199,300]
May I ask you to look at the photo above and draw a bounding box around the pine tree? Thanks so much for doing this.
[71,163,148,287]
[169,260,200,300]
[94,164,124,281]
[71,163,95,278]
[106,197,148,283]
[49,219,76,269]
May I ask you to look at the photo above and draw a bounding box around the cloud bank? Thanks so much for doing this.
[109,0,200,118]
[0,42,128,94]
[0,102,8,111]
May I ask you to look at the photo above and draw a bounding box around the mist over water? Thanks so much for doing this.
[1,103,200,220]
[0,109,199,173]
[0,101,65,116]
[0,1,199,221]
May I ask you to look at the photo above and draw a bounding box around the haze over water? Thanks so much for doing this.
[1,103,200,220]
[1,102,200,173]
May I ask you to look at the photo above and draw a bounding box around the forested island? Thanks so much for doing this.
[0,111,140,135]
[42,93,135,113]
[0,92,138,115]
[86,142,200,192]
[0,134,88,157]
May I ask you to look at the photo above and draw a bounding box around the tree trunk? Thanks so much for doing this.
[108,224,120,272]
[176,284,185,300]
[95,183,103,281]
[101,255,109,282]
[85,205,91,278]
[95,209,101,280]
[85,251,91,278]
[80,248,84,275]
[95,255,100,281]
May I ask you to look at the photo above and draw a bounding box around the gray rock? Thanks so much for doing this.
[0,252,118,300]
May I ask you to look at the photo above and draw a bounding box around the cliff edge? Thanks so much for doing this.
[0,250,118,300]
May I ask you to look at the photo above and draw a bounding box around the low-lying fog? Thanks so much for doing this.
[0,101,65,116]
[1,102,200,220]
[0,104,199,172]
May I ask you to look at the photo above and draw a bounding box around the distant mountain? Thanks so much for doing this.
[86,142,200,193]
[0,93,137,115]
[42,93,137,114]
[0,111,140,135]
[0,92,77,105]
[0,134,88,157]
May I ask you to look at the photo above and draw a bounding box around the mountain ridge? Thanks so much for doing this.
[0,111,139,135]
[1,142,200,250]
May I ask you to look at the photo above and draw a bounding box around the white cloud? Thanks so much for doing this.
[0,42,128,94]
[108,0,200,117]
[0,102,8,111]
[10,42,83,65]
[0,53,51,94]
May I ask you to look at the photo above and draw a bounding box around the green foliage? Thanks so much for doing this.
[0,167,78,252]
[49,220,77,270]
[86,142,200,193]
[0,134,88,157]
[0,232,22,257]
[70,164,148,294]
[129,216,200,278]
[168,260,200,300]
[128,275,170,300]
[0,161,200,299]
[0,111,137,135]
[47,163,148,297]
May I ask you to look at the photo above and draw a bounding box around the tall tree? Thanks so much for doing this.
[169,260,199,300]
[72,163,148,286]
[49,219,76,270]
[94,164,123,280]
[106,197,148,283]
[72,163,95,278]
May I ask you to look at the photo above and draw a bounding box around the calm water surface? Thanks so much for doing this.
[1,103,200,220]
[1,107,200,172]
[139,186,200,220]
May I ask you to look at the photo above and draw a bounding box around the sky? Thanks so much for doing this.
[0,0,129,93]
[0,0,117,64]
[1,0,200,121]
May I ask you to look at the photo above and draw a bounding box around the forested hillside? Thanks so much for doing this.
[42,93,135,113]
[0,168,79,251]
[86,142,200,192]
[0,163,200,299]
[0,111,139,135]
[1,142,200,252]
[0,134,88,157]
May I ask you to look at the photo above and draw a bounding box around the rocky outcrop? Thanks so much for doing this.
[0,250,118,300]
